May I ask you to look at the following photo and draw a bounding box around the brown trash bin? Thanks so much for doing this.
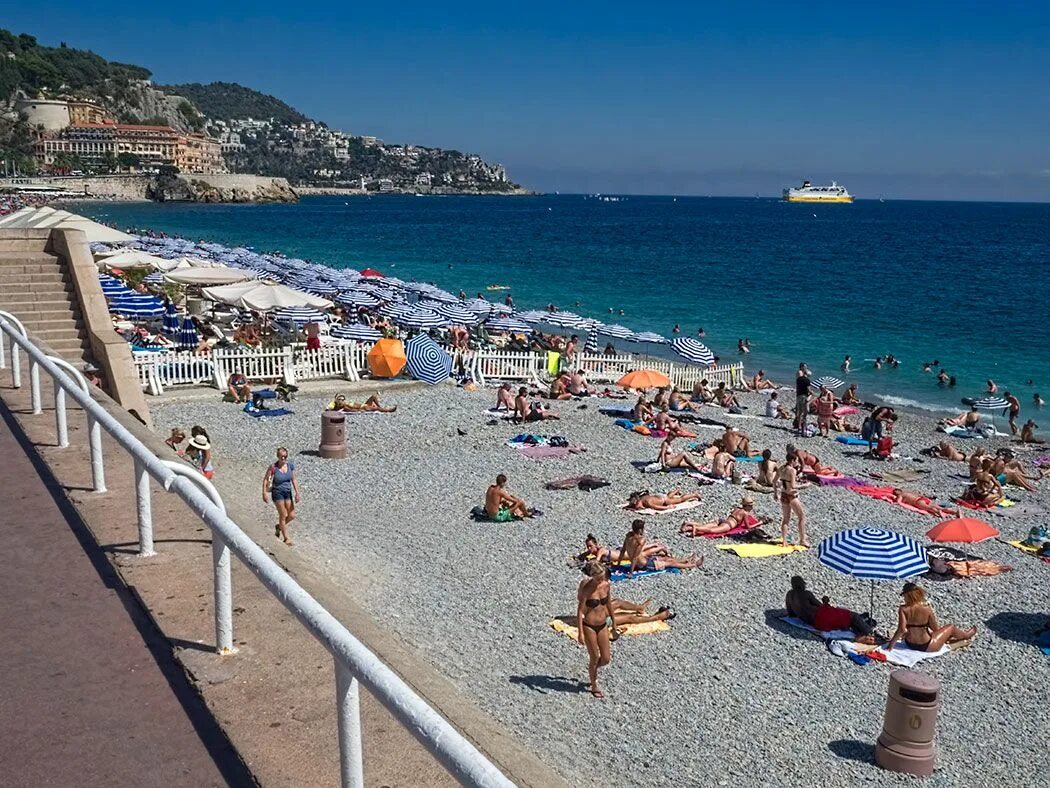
[319,411,347,459]
[875,669,941,777]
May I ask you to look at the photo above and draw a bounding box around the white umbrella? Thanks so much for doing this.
[97,250,174,270]
[165,266,255,285]
[203,280,333,311]
[0,207,133,242]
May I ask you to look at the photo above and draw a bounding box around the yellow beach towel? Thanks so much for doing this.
[718,543,808,558]
[548,616,670,641]
[547,351,561,376]
[1006,540,1038,554]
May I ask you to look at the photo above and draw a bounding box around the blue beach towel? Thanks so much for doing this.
[835,435,871,446]
[610,567,682,582]
[244,405,293,418]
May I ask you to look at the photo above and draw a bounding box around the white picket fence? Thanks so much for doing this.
[133,342,744,395]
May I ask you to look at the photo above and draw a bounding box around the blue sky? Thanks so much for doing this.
[7,2,1050,199]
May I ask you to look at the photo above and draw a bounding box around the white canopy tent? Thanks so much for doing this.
[202,280,333,311]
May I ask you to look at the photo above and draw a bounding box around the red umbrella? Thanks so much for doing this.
[926,518,999,544]
[360,267,384,277]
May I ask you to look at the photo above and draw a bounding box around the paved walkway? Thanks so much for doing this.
[0,404,253,787]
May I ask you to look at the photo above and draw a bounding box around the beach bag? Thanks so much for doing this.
[876,436,893,458]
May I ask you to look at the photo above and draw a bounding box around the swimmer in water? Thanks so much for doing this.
[937,369,949,386]
[874,357,882,369]
[698,327,705,337]
[841,355,851,373]
[1035,393,1045,408]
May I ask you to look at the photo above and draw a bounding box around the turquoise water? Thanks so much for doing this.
[85,195,1050,414]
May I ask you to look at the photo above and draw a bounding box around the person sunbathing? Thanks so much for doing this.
[887,583,976,652]
[668,387,702,412]
[710,450,736,479]
[632,395,654,423]
[652,406,680,433]
[990,452,1040,492]
[765,392,791,419]
[576,532,667,565]
[679,496,769,536]
[941,407,980,429]
[494,383,515,411]
[626,489,701,512]
[748,370,777,391]
[829,415,859,433]
[785,576,875,644]
[922,441,967,461]
[485,474,531,521]
[692,379,715,403]
[329,393,396,412]
[1019,419,1044,444]
[841,384,860,405]
[568,370,593,397]
[620,520,702,578]
[549,374,573,400]
[657,430,705,472]
[962,462,1003,506]
[787,444,835,476]
[720,426,757,456]
[227,371,251,402]
[714,382,739,409]
[608,597,676,625]
[515,387,560,423]
[652,387,671,409]
[889,488,956,516]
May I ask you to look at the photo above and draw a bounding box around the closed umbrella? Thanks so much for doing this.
[330,323,382,342]
[670,337,715,366]
[813,376,846,390]
[585,332,600,353]
[178,317,200,350]
[818,526,929,614]
[405,334,453,385]
[617,369,671,390]
[367,337,407,378]
[162,302,180,335]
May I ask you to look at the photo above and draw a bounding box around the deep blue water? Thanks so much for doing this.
[85,194,1050,414]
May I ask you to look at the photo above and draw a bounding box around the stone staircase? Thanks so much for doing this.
[0,236,92,364]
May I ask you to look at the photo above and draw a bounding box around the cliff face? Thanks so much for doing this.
[147,173,298,203]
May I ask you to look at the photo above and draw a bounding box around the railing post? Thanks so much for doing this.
[212,537,234,653]
[54,385,68,447]
[135,459,155,556]
[29,359,41,413]
[282,345,296,385]
[336,660,365,788]
[87,415,106,492]
[0,332,5,370]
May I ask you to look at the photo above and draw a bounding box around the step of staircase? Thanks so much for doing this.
[0,238,50,253]
[0,271,67,285]
[0,298,77,313]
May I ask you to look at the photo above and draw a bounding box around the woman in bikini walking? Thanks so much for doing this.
[577,562,616,698]
[779,453,809,547]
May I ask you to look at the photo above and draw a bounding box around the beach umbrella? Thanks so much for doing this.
[543,311,587,328]
[397,308,448,329]
[164,266,254,285]
[162,301,180,335]
[617,369,671,390]
[433,302,478,324]
[178,316,200,350]
[926,518,999,544]
[813,376,846,390]
[485,316,531,333]
[97,250,174,270]
[818,526,929,614]
[584,332,600,353]
[360,267,384,277]
[338,290,380,307]
[670,337,715,366]
[109,298,165,318]
[516,310,548,323]
[274,306,327,325]
[143,272,166,285]
[203,280,332,311]
[367,337,407,378]
[598,323,634,339]
[968,397,1009,411]
[330,323,382,342]
[100,282,134,298]
[628,331,670,345]
[405,334,453,385]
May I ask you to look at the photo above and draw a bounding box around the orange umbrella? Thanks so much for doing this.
[367,337,406,378]
[926,518,999,544]
[617,369,670,390]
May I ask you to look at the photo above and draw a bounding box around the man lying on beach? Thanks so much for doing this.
[941,407,980,429]
[889,488,957,517]
[657,429,705,472]
[785,576,875,644]
[328,393,396,413]
[485,474,533,521]
[626,489,701,512]
[679,496,770,536]
[494,383,515,411]
[620,520,702,578]
[922,441,968,461]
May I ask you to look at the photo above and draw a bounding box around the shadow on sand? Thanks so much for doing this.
[828,738,875,765]
[509,675,589,695]
[985,611,1049,646]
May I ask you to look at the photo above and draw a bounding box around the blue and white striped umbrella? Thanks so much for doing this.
[671,337,715,366]
[516,310,549,323]
[598,323,634,339]
[162,301,180,335]
[397,308,448,329]
[143,271,166,285]
[543,311,587,328]
[813,376,845,390]
[109,298,165,317]
[274,306,327,325]
[330,323,382,341]
[405,333,453,385]
[585,332,601,353]
[464,298,496,315]
[433,302,478,324]
[178,316,200,350]
[819,527,929,581]
[486,316,531,333]
[969,397,1009,411]
[629,330,670,345]
[338,290,381,307]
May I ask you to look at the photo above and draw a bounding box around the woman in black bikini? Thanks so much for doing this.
[577,562,616,698]
[887,583,976,652]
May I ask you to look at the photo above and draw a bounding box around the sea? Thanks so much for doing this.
[83,194,1050,416]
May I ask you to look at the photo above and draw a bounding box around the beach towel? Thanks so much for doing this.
[548,615,670,641]
[873,642,952,667]
[955,497,1018,511]
[851,486,955,517]
[717,543,807,558]
[835,435,871,446]
[1005,540,1039,555]
[939,425,982,439]
[780,615,854,641]
[833,406,860,416]
[609,566,681,582]
[520,445,585,460]
[621,499,702,516]
[877,468,927,484]
[1039,629,1050,656]
[244,406,293,417]
[545,475,610,491]
[600,406,635,418]
[812,474,865,487]
[736,454,764,463]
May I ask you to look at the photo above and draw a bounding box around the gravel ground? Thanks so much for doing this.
[152,386,1050,787]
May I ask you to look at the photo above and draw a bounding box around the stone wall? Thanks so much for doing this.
[2,175,152,200]
[148,174,299,203]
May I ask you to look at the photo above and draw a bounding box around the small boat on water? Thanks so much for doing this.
[782,180,854,203]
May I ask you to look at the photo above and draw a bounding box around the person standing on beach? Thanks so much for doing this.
[794,364,811,433]
[263,447,300,546]
[577,562,615,699]
[778,454,809,547]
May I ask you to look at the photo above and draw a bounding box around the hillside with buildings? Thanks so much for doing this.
[0,29,524,193]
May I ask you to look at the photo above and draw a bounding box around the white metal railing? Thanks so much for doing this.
[125,339,745,396]
[0,315,514,788]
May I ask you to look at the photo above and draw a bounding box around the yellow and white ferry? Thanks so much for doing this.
[782,180,853,203]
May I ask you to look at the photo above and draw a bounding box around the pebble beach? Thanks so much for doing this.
[151,385,1050,787]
